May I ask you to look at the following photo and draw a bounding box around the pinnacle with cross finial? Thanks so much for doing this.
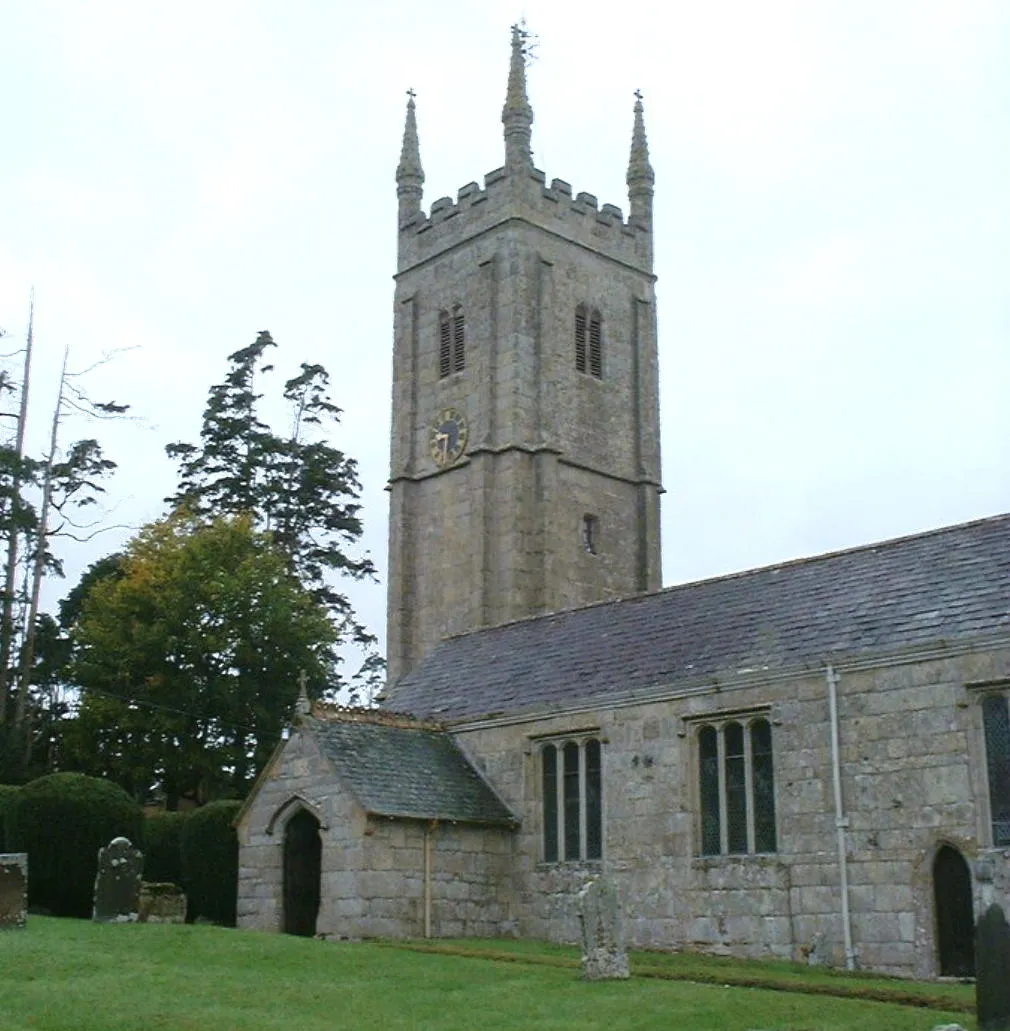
[502,23,534,172]
[396,87,424,223]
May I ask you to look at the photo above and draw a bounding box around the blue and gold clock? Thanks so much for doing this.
[429,407,468,467]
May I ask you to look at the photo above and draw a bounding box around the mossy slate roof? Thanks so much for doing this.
[387,512,1010,723]
[313,719,517,827]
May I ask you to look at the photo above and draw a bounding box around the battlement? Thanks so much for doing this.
[397,164,651,275]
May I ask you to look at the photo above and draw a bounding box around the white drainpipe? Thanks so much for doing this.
[826,664,856,970]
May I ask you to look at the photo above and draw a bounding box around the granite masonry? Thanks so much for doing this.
[236,28,1010,981]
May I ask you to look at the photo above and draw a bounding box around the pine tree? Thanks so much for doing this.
[165,332,380,695]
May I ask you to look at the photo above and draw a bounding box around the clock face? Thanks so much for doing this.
[429,407,468,467]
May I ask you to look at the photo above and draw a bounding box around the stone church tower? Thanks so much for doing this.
[386,27,663,682]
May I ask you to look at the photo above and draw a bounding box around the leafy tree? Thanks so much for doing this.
[165,331,379,694]
[64,512,337,807]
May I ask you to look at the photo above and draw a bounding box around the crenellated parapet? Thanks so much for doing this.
[395,27,655,277]
[397,164,653,275]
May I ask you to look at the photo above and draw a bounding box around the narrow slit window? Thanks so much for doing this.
[581,514,598,555]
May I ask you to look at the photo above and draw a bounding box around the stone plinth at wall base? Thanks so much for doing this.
[0,853,28,929]
[138,882,187,924]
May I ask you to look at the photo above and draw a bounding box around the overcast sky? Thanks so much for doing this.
[1,0,1007,670]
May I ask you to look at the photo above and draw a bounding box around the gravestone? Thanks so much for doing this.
[577,877,630,980]
[976,903,1010,1031]
[138,882,187,924]
[92,837,143,923]
[0,853,28,929]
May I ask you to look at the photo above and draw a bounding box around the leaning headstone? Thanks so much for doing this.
[138,882,187,924]
[92,837,143,923]
[577,877,630,980]
[0,853,28,929]
[976,903,1010,1031]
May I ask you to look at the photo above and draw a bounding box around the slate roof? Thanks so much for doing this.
[312,717,517,826]
[386,513,1010,723]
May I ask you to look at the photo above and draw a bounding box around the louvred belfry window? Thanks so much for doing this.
[439,306,464,378]
[575,306,587,373]
[588,311,602,378]
[574,305,602,378]
[452,310,465,373]
[439,311,452,378]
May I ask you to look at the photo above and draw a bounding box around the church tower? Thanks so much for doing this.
[386,28,663,683]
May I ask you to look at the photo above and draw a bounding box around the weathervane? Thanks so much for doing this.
[516,17,539,65]
[406,87,416,99]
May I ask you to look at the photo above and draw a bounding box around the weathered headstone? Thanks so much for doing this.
[0,853,28,929]
[92,837,143,923]
[138,882,187,924]
[577,877,630,980]
[977,903,1010,1031]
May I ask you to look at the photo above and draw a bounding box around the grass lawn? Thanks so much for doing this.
[0,918,975,1031]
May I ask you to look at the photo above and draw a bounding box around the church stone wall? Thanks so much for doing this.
[455,639,1010,978]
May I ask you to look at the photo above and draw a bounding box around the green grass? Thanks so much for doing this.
[0,918,975,1031]
[391,937,974,1011]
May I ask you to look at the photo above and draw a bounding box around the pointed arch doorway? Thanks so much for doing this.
[283,808,321,937]
[933,844,974,976]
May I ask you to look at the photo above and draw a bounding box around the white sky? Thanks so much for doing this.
[1,0,1008,670]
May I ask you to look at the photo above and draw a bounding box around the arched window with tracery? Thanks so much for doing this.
[541,736,603,862]
[697,715,777,855]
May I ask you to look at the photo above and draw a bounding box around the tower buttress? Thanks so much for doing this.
[396,90,424,228]
[502,24,534,173]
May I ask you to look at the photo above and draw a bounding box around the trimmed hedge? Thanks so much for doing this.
[5,772,143,917]
[181,800,241,926]
[0,784,20,850]
[143,810,189,886]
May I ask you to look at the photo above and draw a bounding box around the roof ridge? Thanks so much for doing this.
[427,509,1010,648]
[309,702,444,732]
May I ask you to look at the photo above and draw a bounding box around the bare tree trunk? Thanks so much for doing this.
[0,294,34,727]
[15,346,67,761]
